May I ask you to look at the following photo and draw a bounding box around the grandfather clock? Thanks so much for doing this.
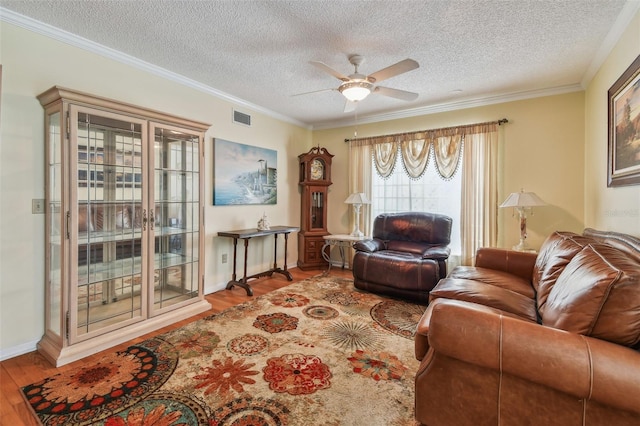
[298,147,333,270]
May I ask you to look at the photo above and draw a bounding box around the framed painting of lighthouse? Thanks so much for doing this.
[213,138,277,205]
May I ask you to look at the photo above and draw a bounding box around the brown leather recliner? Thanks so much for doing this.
[352,212,452,303]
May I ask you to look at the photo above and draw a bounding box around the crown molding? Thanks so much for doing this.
[581,0,640,88]
[0,7,311,130]
[311,83,584,130]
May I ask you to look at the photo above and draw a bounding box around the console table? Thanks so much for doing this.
[218,226,299,296]
[321,234,366,274]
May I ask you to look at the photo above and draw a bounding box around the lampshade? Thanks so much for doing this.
[339,81,372,102]
[499,190,546,208]
[500,189,546,252]
[345,192,370,237]
[344,192,371,205]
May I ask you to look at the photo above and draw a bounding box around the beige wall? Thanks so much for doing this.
[313,91,586,250]
[585,9,640,232]
[0,23,312,358]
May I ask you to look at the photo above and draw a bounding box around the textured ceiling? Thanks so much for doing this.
[0,0,635,128]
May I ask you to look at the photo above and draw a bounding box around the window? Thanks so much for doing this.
[371,154,462,256]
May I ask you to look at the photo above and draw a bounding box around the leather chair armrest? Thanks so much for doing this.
[353,239,385,253]
[426,299,640,414]
[422,246,451,260]
[475,247,537,281]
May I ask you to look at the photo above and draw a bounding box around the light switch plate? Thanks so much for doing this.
[32,199,45,214]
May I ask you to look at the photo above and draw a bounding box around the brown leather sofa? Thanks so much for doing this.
[414,228,640,425]
[352,212,452,303]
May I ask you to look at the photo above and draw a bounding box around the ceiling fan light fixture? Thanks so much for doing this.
[339,81,372,102]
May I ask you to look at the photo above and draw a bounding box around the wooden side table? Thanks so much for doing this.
[321,234,366,274]
[218,226,299,296]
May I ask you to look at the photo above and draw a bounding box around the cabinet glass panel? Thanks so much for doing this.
[47,111,63,336]
[152,126,200,312]
[75,110,144,336]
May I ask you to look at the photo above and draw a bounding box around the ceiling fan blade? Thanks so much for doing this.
[366,59,419,83]
[310,61,350,81]
[374,86,419,101]
[291,88,336,97]
[344,100,357,113]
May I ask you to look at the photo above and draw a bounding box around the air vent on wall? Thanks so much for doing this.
[233,109,251,126]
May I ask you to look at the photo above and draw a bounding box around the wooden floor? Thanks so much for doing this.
[0,267,352,425]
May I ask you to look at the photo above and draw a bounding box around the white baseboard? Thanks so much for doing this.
[0,339,39,362]
[205,280,227,295]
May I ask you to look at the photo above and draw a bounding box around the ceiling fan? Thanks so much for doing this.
[297,54,420,112]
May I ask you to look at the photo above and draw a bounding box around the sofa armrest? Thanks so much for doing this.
[425,299,640,414]
[475,247,537,281]
[422,246,451,260]
[353,238,385,253]
[415,298,529,361]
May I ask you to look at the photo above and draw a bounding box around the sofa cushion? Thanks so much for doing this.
[450,266,535,298]
[533,231,596,310]
[429,278,538,322]
[540,243,640,346]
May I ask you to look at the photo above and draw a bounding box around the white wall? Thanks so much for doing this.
[584,9,640,232]
[0,23,312,359]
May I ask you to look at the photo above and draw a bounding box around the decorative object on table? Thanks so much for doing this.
[22,275,424,426]
[345,192,371,237]
[500,189,547,251]
[297,147,334,270]
[257,212,270,230]
[607,54,640,187]
[213,139,277,205]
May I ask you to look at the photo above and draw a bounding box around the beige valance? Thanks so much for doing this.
[349,119,505,180]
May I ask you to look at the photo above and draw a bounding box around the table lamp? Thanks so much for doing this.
[500,189,546,251]
[344,192,370,237]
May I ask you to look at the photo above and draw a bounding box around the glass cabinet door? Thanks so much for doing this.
[150,123,202,315]
[70,106,147,342]
[46,108,64,340]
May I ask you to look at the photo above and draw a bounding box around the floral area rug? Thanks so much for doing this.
[22,275,427,425]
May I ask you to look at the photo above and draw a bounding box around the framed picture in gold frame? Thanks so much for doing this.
[608,54,640,187]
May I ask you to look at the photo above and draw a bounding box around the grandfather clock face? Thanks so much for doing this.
[310,158,324,180]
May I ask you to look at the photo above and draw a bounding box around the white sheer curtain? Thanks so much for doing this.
[348,120,501,266]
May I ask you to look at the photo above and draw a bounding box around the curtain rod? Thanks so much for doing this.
[343,118,508,143]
